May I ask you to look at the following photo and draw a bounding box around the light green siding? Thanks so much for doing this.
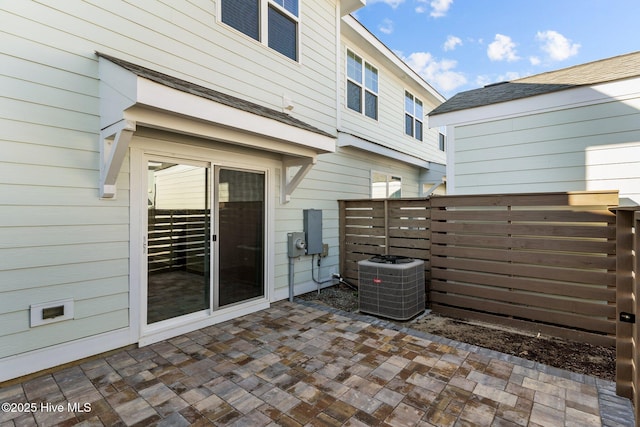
[273,147,424,293]
[0,0,339,358]
[454,96,640,203]
[339,21,446,166]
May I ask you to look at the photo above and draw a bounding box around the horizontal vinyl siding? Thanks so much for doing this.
[339,36,445,165]
[273,147,422,292]
[1,2,130,355]
[0,0,339,359]
[454,96,640,202]
[2,0,337,135]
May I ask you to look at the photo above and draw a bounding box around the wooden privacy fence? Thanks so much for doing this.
[338,199,431,289]
[147,209,210,275]
[430,192,618,347]
[339,191,620,347]
[614,207,640,414]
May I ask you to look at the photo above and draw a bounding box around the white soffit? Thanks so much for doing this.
[338,132,431,169]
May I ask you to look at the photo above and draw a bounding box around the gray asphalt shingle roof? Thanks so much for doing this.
[97,52,335,139]
[429,51,640,117]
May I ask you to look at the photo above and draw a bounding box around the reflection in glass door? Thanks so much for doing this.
[217,168,265,307]
[146,161,210,324]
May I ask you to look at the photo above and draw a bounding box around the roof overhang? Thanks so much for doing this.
[98,54,335,199]
[341,0,366,16]
[428,76,640,128]
[337,132,431,169]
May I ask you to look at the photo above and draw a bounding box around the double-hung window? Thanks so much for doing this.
[346,50,378,120]
[221,0,299,61]
[405,91,423,141]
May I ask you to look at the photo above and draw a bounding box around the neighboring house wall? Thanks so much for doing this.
[432,77,640,205]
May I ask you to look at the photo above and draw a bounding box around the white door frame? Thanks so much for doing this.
[129,137,275,346]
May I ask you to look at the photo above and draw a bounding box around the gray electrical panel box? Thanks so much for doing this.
[303,209,323,255]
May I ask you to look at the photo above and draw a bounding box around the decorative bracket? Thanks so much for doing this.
[281,155,316,204]
[99,119,136,198]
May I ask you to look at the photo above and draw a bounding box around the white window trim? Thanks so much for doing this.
[346,48,379,120]
[218,0,301,63]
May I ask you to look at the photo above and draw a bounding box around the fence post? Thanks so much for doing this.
[339,200,346,279]
[614,208,636,399]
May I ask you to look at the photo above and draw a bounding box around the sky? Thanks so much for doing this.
[352,0,640,98]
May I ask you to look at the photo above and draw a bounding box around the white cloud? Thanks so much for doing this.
[404,51,467,93]
[367,0,405,8]
[430,0,453,17]
[487,34,520,62]
[529,56,541,66]
[443,35,462,51]
[415,0,453,17]
[379,18,394,34]
[536,30,580,61]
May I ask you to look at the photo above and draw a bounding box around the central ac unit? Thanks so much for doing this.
[358,255,425,321]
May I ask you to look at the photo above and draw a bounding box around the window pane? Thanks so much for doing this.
[405,91,413,114]
[365,63,378,92]
[221,0,259,40]
[405,114,413,136]
[364,91,377,120]
[347,50,362,83]
[268,6,297,60]
[272,0,298,16]
[415,120,423,141]
[347,81,362,113]
[415,98,423,117]
[439,133,446,151]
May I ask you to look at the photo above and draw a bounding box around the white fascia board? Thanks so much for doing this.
[340,0,366,16]
[338,132,431,169]
[99,57,138,129]
[428,77,640,128]
[342,15,445,104]
[135,77,335,154]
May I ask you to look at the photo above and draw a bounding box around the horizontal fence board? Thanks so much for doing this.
[431,304,615,347]
[431,245,616,270]
[344,226,386,237]
[430,191,619,208]
[431,233,616,254]
[432,257,615,286]
[431,222,615,239]
[430,293,615,335]
[431,209,615,223]
[431,269,615,301]
[430,281,615,317]
[388,237,430,249]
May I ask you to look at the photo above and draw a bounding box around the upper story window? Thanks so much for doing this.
[221,0,299,61]
[439,132,446,151]
[405,91,423,141]
[346,49,378,120]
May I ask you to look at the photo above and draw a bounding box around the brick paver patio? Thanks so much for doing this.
[0,300,634,426]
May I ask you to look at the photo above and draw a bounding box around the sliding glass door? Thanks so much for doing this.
[144,158,265,325]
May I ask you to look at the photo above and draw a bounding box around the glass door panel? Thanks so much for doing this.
[147,161,210,324]
[217,168,265,307]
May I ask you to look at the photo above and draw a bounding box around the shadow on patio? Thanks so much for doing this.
[0,301,634,426]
